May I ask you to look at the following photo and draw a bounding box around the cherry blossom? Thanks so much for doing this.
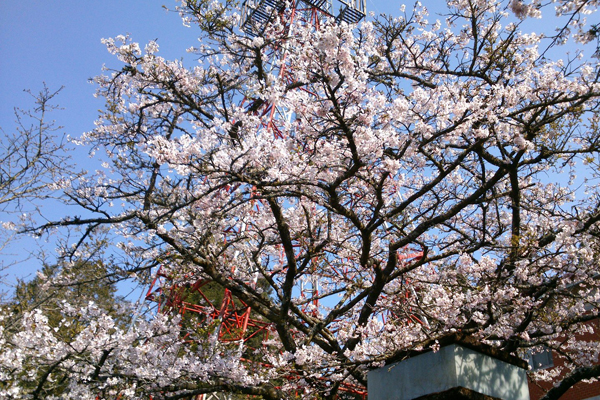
[5,0,600,399]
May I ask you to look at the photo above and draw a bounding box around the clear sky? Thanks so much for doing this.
[0,0,402,288]
[0,1,399,130]
[1,1,203,141]
[0,0,583,294]
[0,0,206,288]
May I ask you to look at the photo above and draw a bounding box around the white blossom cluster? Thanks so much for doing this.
[8,0,600,398]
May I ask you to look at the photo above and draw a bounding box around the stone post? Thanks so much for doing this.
[368,335,530,400]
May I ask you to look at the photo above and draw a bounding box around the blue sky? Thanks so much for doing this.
[0,1,400,131]
[0,1,202,140]
[0,0,207,288]
[0,0,402,288]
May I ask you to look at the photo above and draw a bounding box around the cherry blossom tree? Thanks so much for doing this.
[4,0,600,399]
[0,258,129,399]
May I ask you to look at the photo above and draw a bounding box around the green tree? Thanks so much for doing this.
[0,257,129,399]
[6,260,126,326]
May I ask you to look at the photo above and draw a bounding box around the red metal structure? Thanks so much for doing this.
[144,250,423,400]
[143,1,379,398]
[145,268,272,345]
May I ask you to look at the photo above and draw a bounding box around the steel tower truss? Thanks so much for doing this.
[144,1,378,398]
[241,0,366,38]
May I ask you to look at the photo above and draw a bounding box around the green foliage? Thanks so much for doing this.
[0,259,129,398]
[5,260,127,328]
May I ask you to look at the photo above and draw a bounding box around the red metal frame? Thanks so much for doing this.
[143,1,377,398]
[144,249,423,399]
[145,267,272,344]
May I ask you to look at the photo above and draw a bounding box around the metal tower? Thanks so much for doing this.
[241,0,366,38]
[146,1,370,398]
[239,0,367,139]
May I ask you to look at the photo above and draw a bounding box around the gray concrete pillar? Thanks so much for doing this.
[368,341,530,400]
